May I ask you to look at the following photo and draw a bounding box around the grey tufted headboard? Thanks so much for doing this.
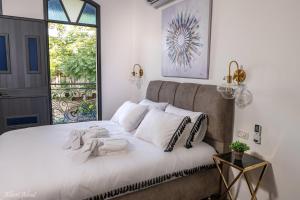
[146,80,235,153]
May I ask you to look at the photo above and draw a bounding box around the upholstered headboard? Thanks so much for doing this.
[146,80,235,153]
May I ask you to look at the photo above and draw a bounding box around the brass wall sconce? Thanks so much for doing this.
[131,64,144,78]
[130,64,144,89]
[224,60,246,85]
[217,60,253,108]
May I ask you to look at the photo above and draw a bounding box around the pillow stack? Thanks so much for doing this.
[111,99,208,152]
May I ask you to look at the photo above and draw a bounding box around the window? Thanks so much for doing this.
[47,0,97,26]
[0,34,10,73]
[26,36,40,73]
[45,0,102,123]
[6,115,39,127]
[78,3,97,25]
[48,0,69,22]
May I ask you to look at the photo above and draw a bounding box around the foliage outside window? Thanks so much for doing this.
[49,23,97,124]
[49,23,97,84]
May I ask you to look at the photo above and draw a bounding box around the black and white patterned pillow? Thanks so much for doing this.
[165,116,191,152]
[185,114,208,149]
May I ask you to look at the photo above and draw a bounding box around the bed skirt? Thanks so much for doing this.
[86,165,220,200]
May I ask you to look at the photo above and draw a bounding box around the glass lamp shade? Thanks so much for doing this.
[217,83,239,99]
[129,73,143,89]
[235,85,253,108]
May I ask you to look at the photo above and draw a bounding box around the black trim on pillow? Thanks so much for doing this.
[164,116,191,152]
[185,114,208,149]
[85,164,215,200]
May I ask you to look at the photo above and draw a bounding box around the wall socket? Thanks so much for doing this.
[237,129,249,140]
[254,124,262,144]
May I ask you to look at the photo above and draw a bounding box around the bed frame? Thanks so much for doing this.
[90,81,234,200]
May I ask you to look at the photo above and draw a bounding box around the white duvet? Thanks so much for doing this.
[0,121,216,200]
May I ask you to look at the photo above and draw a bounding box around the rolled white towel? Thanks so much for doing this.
[73,139,104,163]
[62,129,86,150]
[73,138,129,163]
[96,138,129,156]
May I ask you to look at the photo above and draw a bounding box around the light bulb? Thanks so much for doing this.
[235,85,253,108]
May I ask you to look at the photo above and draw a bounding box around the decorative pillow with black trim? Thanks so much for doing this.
[134,109,191,152]
[185,114,208,149]
[165,105,208,148]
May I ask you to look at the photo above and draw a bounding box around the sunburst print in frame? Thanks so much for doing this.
[162,0,212,79]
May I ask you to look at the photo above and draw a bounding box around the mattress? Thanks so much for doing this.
[0,121,216,200]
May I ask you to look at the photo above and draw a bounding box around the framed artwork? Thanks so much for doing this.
[162,0,212,79]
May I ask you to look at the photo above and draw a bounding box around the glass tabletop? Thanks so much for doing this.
[215,152,266,169]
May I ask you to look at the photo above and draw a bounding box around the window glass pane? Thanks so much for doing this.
[27,37,39,72]
[7,116,38,126]
[62,0,84,23]
[0,35,8,72]
[79,3,96,25]
[48,0,68,22]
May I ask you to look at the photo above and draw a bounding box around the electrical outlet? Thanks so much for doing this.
[237,129,249,140]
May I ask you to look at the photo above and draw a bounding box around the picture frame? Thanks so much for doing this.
[162,0,212,79]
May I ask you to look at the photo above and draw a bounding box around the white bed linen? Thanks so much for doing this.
[0,121,216,200]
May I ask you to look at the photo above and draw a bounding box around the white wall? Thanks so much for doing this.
[2,0,44,19]
[1,0,140,120]
[95,0,140,119]
[133,0,300,199]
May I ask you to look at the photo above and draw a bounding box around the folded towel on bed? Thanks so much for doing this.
[73,138,129,163]
[63,126,109,150]
[96,138,129,156]
[82,127,110,143]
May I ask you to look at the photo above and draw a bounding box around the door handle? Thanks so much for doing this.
[0,92,10,97]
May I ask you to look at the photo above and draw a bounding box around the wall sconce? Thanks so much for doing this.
[131,64,144,78]
[217,60,253,108]
[130,64,144,89]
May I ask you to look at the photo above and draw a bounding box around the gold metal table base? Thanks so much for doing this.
[213,157,268,200]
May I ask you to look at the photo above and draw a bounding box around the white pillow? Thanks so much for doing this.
[165,105,208,148]
[111,101,148,132]
[139,99,169,111]
[135,109,191,151]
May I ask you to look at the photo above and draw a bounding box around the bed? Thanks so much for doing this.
[0,81,234,200]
